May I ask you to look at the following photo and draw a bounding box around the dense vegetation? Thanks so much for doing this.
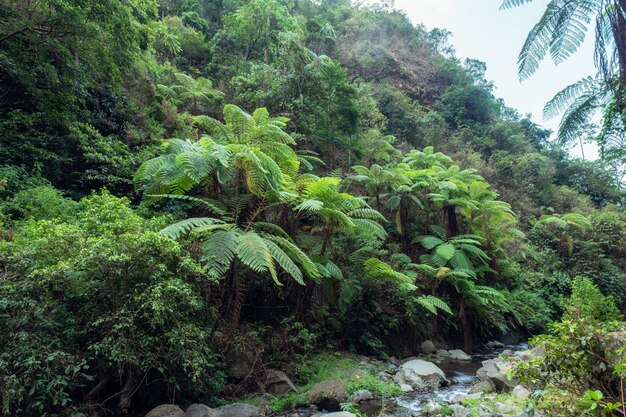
[0,0,624,416]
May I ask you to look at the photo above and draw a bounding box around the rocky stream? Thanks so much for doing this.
[146,341,538,417]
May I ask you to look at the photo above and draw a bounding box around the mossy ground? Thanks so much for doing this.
[238,352,402,412]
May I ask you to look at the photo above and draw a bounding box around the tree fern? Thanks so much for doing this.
[161,217,224,239]
[415,295,453,315]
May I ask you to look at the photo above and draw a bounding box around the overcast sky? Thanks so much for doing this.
[393,0,599,159]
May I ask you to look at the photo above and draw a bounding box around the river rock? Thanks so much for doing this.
[307,380,347,410]
[605,331,626,363]
[476,357,517,391]
[485,341,505,349]
[262,369,297,396]
[353,389,373,403]
[465,392,483,400]
[448,349,472,361]
[453,404,469,417]
[323,413,357,417]
[469,379,495,394]
[449,393,464,404]
[378,371,392,381]
[399,383,413,392]
[185,404,219,417]
[435,349,450,359]
[495,402,517,414]
[423,400,440,415]
[216,404,260,417]
[421,340,437,354]
[395,359,447,389]
[224,346,256,379]
[147,405,185,417]
[512,385,531,400]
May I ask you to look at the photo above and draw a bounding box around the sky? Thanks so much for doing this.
[393,0,600,159]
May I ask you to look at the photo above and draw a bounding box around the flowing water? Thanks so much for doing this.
[390,343,527,416]
[275,343,527,417]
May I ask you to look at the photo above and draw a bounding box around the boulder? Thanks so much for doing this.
[352,389,373,403]
[448,393,464,404]
[485,341,505,349]
[530,343,546,358]
[216,404,259,417]
[465,392,483,400]
[495,402,517,414]
[469,379,496,394]
[447,349,472,361]
[512,385,531,400]
[185,404,219,417]
[399,383,413,392]
[421,340,437,355]
[147,405,185,417]
[435,349,450,359]
[423,400,440,415]
[452,404,469,417]
[307,380,347,410]
[224,346,256,379]
[262,369,297,396]
[476,357,517,391]
[395,359,447,389]
[605,331,626,363]
[378,371,392,381]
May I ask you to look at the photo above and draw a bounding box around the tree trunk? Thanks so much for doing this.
[445,205,459,237]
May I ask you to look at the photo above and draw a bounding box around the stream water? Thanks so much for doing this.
[275,343,527,417]
[388,343,527,416]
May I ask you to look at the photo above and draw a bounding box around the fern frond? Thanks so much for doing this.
[162,217,224,239]
[147,194,226,215]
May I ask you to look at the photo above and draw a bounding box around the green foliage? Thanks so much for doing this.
[0,191,224,415]
[514,278,625,416]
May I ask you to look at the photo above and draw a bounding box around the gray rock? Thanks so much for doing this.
[469,379,496,394]
[465,392,484,400]
[476,358,517,391]
[421,340,437,355]
[447,349,472,361]
[512,385,531,400]
[453,404,469,417]
[353,389,374,403]
[185,404,219,417]
[225,346,256,379]
[147,405,185,417]
[530,344,546,358]
[400,383,413,392]
[435,349,450,358]
[485,341,505,349]
[216,403,260,417]
[396,359,447,389]
[262,369,297,396]
[423,400,440,415]
[323,413,357,417]
[495,402,516,414]
[448,393,464,404]
[307,380,347,409]
[378,371,392,381]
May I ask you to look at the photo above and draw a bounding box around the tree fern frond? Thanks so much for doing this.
[236,231,280,285]
[162,217,224,239]
[265,240,304,285]
[415,295,453,315]
[147,194,226,215]
[201,229,240,276]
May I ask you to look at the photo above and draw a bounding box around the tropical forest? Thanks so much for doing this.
[1,0,626,416]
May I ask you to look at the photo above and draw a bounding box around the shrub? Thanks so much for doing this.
[0,191,224,416]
